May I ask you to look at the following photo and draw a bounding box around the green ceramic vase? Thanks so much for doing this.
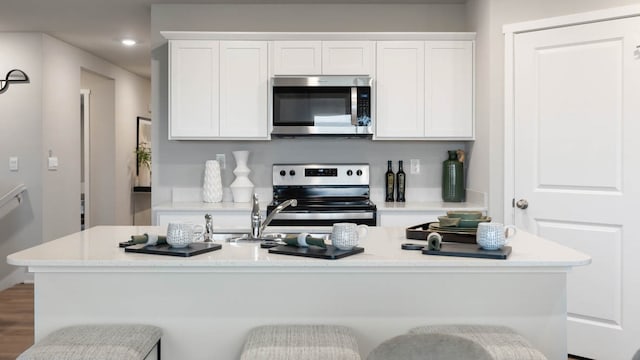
[442,150,465,202]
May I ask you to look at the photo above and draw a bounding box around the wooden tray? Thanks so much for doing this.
[268,245,364,260]
[406,222,477,244]
[125,242,222,257]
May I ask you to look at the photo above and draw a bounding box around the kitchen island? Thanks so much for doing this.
[7,226,589,360]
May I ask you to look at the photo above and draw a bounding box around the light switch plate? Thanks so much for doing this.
[48,156,58,170]
[410,159,420,174]
[9,157,18,171]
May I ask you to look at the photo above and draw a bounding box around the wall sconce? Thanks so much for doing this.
[0,69,29,93]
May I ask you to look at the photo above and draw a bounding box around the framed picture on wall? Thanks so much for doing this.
[136,116,151,176]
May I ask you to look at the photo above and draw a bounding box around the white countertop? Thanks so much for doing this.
[7,226,590,272]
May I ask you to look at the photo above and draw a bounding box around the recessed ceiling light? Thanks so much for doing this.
[121,39,137,47]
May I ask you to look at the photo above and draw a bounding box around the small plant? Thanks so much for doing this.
[135,142,151,170]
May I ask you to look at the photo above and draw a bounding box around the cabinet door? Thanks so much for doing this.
[425,41,474,139]
[169,40,220,139]
[322,41,374,75]
[156,211,251,229]
[219,41,269,138]
[375,41,425,139]
[273,41,322,75]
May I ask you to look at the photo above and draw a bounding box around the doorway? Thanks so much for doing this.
[80,89,90,230]
[80,69,116,227]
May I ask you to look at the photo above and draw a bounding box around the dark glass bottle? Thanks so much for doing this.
[385,161,395,202]
[442,150,465,202]
[396,160,406,202]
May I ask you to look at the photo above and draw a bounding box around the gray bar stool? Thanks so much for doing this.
[17,324,162,360]
[240,324,361,360]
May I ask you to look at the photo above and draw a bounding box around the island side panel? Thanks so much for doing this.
[33,270,567,359]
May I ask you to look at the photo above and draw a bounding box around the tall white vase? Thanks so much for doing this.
[230,150,254,203]
[202,160,223,203]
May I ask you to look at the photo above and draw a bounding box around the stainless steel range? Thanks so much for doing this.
[266,164,377,226]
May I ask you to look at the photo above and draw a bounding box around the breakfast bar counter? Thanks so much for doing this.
[8,226,589,359]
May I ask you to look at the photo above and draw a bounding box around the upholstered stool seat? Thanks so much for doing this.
[17,324,162,360]
[367,333,494,360]
[240,324,361,360]
[408,324,548,360]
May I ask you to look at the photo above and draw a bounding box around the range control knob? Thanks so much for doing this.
[289,170,296,176]
[356,169,363,176]
[279,170,286,176]
[347,170,353,176]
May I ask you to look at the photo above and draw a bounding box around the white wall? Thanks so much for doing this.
[0,33,150,288]
[41,35,151,240]
[0,33,43,289]
[150,3,471,207]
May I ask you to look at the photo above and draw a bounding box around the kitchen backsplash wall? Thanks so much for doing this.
[154,136,469,204]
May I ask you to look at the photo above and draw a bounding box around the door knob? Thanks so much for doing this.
[516,199,529,209]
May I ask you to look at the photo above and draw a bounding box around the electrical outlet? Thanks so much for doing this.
[410,159,420,174]
[9,157,18,171]
[216,154,226,169]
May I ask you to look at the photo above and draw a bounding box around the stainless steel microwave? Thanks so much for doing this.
[271,76,373,136]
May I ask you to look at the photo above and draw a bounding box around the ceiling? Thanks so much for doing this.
[0,0,466,79]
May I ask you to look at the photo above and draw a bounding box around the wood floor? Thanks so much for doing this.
[0,283,33,360]
[0,283,587,360]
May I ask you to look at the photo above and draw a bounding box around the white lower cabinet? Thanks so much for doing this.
[156,211,252,229]
[169,40,269,140]
[378,211,440,228]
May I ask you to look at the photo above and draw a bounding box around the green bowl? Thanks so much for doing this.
[458,216,491,228]
[437,216,461,227]
[446,211,483,220]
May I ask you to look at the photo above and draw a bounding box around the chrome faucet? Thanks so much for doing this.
[250,193,297,239]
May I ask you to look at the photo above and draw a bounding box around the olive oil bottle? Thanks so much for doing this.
[396,160,406,202]
[385,161,395,202]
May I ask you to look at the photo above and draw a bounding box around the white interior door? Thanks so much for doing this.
[512,16,640,359]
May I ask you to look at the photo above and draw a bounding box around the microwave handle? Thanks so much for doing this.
[351,87,358,126]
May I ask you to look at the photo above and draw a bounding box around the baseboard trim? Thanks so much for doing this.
[0,267,33,292]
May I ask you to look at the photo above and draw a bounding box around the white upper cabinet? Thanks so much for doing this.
[219,41,269,138]
[164,32,474,141]
[169,40,220,139]
[375,41,425,138]
[169,40,269,140]
[322,41,374,75]
[273,41,322,75]
[273,40,373,75]
[425,41,474,139]
[375,40,474,140]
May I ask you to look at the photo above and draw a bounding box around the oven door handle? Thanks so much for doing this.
[273,212,375,220]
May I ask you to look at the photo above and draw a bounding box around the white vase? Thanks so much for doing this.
[202,160,223,203]
[230,150,254,203]
[138,166,151,187]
